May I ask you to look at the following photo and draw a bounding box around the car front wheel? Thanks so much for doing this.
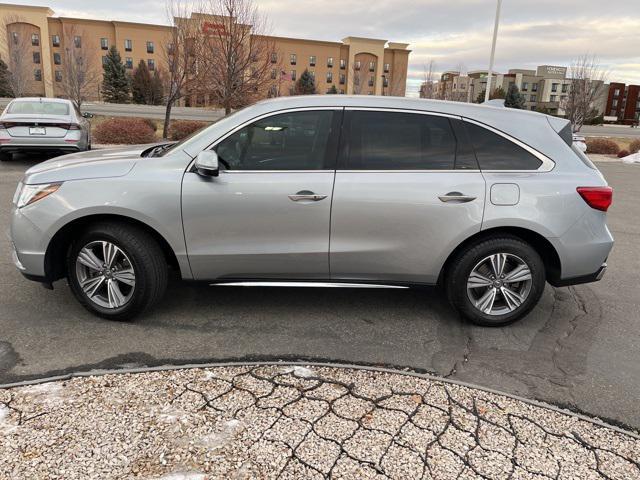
[67,222,168,321]
[446,236,546,326]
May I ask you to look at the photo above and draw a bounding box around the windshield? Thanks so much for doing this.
[8,101,70,116]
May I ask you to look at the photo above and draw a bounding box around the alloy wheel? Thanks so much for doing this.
[75,241,136,309]
[466,253,533,316]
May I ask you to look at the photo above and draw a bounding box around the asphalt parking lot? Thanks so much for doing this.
[1,156,639,432]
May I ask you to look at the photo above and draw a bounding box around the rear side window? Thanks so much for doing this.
[464,121,542,170]
[343,111,456,170]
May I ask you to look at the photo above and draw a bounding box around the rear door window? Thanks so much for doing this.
[342,111,456,170]
[464,121,542,170]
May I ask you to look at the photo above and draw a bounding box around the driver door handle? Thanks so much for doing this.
[438,192,477,203]
[288,190,327,202]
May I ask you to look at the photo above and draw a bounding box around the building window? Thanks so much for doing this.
[309,55,316,66]
[290,70,296,81]
[354,61,361,71]
[33,52,41,64]
[369,61,375,72]
[522,82,528,91]
[562,83,568,93]
[383,76,389,87]
[125,57,133,69]
[327,57,333,68]
[147,41,154,54]
[532,83,538,92]
[271,68,277,79]
[613,88,620,97]
[551,83,559,92]
[340,88,345,94]
[290,53,296,65]
[102,56,108,66]
[550,95,557,102]
[55,70,62,82]
[54,52,61,65]
[148,59,155,70]
[384,63,390,73]
[339,73,345,85]
[52,34,60,47]
[270,52,277,63]
[309,70,315,81]
[31,33,39,46]
[530,94,536,102]
[368,76,375,87]
[340,59,346,69]
[74,36,81,48]
[101,38,109,50]
[612,99,618,107]
[11,32,18,45]
[34,69,42,81]
[124,39,132,52]
[326,72,332,83]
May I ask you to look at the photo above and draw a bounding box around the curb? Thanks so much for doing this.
[2,360,639,441]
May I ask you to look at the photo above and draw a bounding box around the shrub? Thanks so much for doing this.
[629,139,640,154]
[585,138,620,155]
[617,150,629,158]
[94,117,157,145]
[140,117,158,132]
[168,120,209,140]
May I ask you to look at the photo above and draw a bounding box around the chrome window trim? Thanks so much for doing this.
[462,117,555,172]
[344,106,459,120]
[187,107,343,173]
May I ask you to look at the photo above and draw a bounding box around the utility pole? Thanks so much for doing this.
[484,0,502,103]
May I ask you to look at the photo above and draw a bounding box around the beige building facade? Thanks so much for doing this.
[0,3,410,104]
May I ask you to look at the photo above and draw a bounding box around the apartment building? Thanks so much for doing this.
[606,82,640,124]
[0,3,410,104]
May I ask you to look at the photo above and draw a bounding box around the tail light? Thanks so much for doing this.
[577,186,613,212]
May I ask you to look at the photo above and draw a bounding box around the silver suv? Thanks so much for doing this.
[10,96,613,326]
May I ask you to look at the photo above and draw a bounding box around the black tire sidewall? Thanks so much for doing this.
[448,237,546,326]
[67,226,156,321]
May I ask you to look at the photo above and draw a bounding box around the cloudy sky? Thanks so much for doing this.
[11,0,640,96]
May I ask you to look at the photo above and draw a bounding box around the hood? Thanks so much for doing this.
[24,144,157,185]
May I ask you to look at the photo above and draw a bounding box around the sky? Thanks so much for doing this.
[9,0,640,96]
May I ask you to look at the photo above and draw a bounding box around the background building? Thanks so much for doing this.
[606,82,640,124]
[0,3,410,105]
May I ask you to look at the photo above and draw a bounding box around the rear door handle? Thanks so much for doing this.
[438,192,477,203]
[288,190,327,202]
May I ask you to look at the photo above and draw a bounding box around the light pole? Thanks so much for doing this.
[484,0,502,103]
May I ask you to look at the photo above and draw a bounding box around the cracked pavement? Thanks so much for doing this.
[1,159,640,434]
[1,365,639,479]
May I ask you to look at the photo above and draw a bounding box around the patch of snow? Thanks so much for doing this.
[293,366,315,378]
[622,152,640,164]
[202,371,217,381]
[0,404,18,435]
[154,405,191,424]
[21,383,65,405]
[194,419,242,450]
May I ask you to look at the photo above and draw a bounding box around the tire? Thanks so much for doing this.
[66,222,168,321]
[445,235,546,326]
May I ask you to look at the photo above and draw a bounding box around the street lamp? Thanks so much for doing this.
[484,0,502,103]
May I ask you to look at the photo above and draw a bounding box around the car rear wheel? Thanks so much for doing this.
[446,236,545,326]
[67,222,168,321]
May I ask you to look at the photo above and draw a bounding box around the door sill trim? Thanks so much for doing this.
[210,281,410,289]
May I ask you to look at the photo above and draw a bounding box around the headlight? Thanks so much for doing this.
[14,182,62,208]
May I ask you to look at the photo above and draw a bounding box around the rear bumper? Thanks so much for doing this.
[549,262,607,287]
[0,144,82,153]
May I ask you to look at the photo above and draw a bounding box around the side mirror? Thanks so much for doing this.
[82,112,94,119]
[195,150,219,177]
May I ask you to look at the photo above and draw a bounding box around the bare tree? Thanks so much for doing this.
[562,55,608,132]
[350,60,366,95]
[58,25,101,111]
[420,60,436,99]
[162,0,207,139]
[2,18,32,97]
[198,0,278,114]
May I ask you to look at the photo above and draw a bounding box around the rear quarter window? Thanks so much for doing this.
[464,121,542,170]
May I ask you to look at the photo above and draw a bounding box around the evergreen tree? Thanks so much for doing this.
[327,84,338,94]
[475,90,486,104]
[150,69,164,105]
[131,60,152,104]
[294,69,316,95]
[0,59,11,97]
[504,83,526,109]
[101,46,130,103]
